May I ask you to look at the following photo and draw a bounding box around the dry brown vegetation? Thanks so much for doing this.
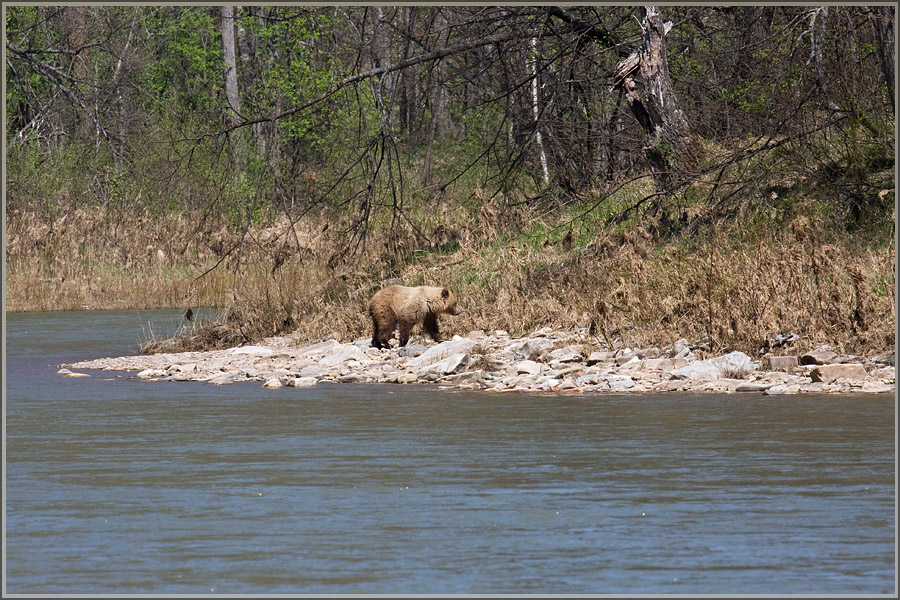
[6,188,895,359]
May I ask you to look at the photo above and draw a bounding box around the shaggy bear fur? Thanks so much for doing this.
[368,285,460,349]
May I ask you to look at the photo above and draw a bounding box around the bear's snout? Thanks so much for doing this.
[449,305,461,316]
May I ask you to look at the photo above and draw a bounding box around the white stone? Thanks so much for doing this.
[286,376,318,387]
[409,339,478,367]
[229,345,275,356]
[546,345,584,363]
[417,353,469,376]
[672,361,721,381]
[515,360,542,375]
[735,381,776,392]
[504,338,555,359]
[673,351,755,381]
[319,345,368,368]
[586,351,611,366]
[262,378,283,389]
[710,351,756,378]
[138,368,167,379]
[295,339,344,358]
[607,375,636,390]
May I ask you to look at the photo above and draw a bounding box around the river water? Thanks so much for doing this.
[4,310,896,594]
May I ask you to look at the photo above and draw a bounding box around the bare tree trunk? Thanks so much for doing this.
[64,7,88,81]
[398,7,417,138]
[422,9,450,186]
[370,6,394,115]
[220,6,242,127]
[530,37,550,185]
[64,6,91,138]
[872,5,895,114]
[614,6,691,196]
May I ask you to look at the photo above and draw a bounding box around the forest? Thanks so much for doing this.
[4,4,896,357]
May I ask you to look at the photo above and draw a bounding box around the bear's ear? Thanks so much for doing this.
[441,288,450,298]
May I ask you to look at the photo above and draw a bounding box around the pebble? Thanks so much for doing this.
[62,330,894,396]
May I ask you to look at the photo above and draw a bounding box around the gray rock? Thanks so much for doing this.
[700,378,743,393]
[417,353,469,376]
[505,338,555,360]
[409,339,478,367]
[659,358,688,371]
[766,355,798,371]
[616,356,642,369]
[296,365,323,378]
[575,373,634,389]
[352,338,373,350]
[286,376,318,387]
[674,346,694,360]
[607,376,636,390]
[614,349,636,365]
[210,373,239,385]
[337,373,367,383]
[398,344,427,358]
[229,345,275,356]
[546,345,584,363]
[295,339,343,358]
[800,349,838,365]
[575,373,604,386]
[586,351,612,366]
[832,354,862,364]
[672,361,721,381]
[672,352,754,381]
[735,381,776,392]
[138,368,167,379]
[809,363,868,383]
[319,345,368,368]
[536,377,561,390]
[711,351,755,378]
[515,360,542,375]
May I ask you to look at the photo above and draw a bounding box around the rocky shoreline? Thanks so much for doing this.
[62,328,895,395]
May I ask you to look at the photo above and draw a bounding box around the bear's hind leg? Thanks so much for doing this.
[371,312,397,349]
[397,320,415,347]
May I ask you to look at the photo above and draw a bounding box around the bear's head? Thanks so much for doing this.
[439,287,461,315]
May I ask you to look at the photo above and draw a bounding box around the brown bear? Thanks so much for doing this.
[368,285,460,349]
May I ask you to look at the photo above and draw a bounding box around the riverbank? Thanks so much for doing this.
[8,170,897,362]
[65,328,894,395]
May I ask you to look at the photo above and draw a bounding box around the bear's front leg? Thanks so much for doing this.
[423,312,441,343]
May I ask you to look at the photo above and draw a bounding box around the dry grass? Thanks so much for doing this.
[6,195,895,358]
